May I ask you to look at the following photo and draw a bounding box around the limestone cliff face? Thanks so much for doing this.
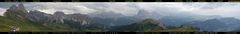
[50,11,66,23]
[26,10,51,23]
[4,4,28,21]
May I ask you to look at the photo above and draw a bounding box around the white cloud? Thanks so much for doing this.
[1,2,240,18]
[0,8,6,16]
[23,3,139,16]
[25,3,97,14]
[181,3,240,18]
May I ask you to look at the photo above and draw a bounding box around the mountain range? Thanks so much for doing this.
[1,4,240,32]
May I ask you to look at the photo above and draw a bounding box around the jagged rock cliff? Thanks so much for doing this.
[4,4,28,21]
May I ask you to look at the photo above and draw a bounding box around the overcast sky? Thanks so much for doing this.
[0,2,240,18]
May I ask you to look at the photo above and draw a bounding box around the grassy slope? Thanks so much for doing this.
[0,16,76,32]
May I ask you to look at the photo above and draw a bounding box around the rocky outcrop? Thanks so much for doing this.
[4,4,28,20]
[65,14,93,25]
[137,18,167,29]
[26,10,51,23]
[49,11,66,23]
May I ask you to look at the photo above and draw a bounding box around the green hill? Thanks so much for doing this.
[110,18,199,32]
[0,16,77,32]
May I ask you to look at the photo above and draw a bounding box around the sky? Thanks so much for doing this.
[0,2,240,18]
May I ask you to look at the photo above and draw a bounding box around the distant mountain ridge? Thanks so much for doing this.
[0,4,229,32]
[192,17,240,32]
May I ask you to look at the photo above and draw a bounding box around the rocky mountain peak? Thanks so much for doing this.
[49,11,66,23]
[8,4,27,13]
[29,10,42,13]
[26,10,50,23]
[9,4,17,10]
[4,4,28,20]
[17,4,26,10]
[140,19,159,24]
[54,11,65,15]
[140,18,167,29]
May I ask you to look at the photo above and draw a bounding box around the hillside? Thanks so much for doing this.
[0,16,79,32]
[109,18,199,32]
[0,4,79,32]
